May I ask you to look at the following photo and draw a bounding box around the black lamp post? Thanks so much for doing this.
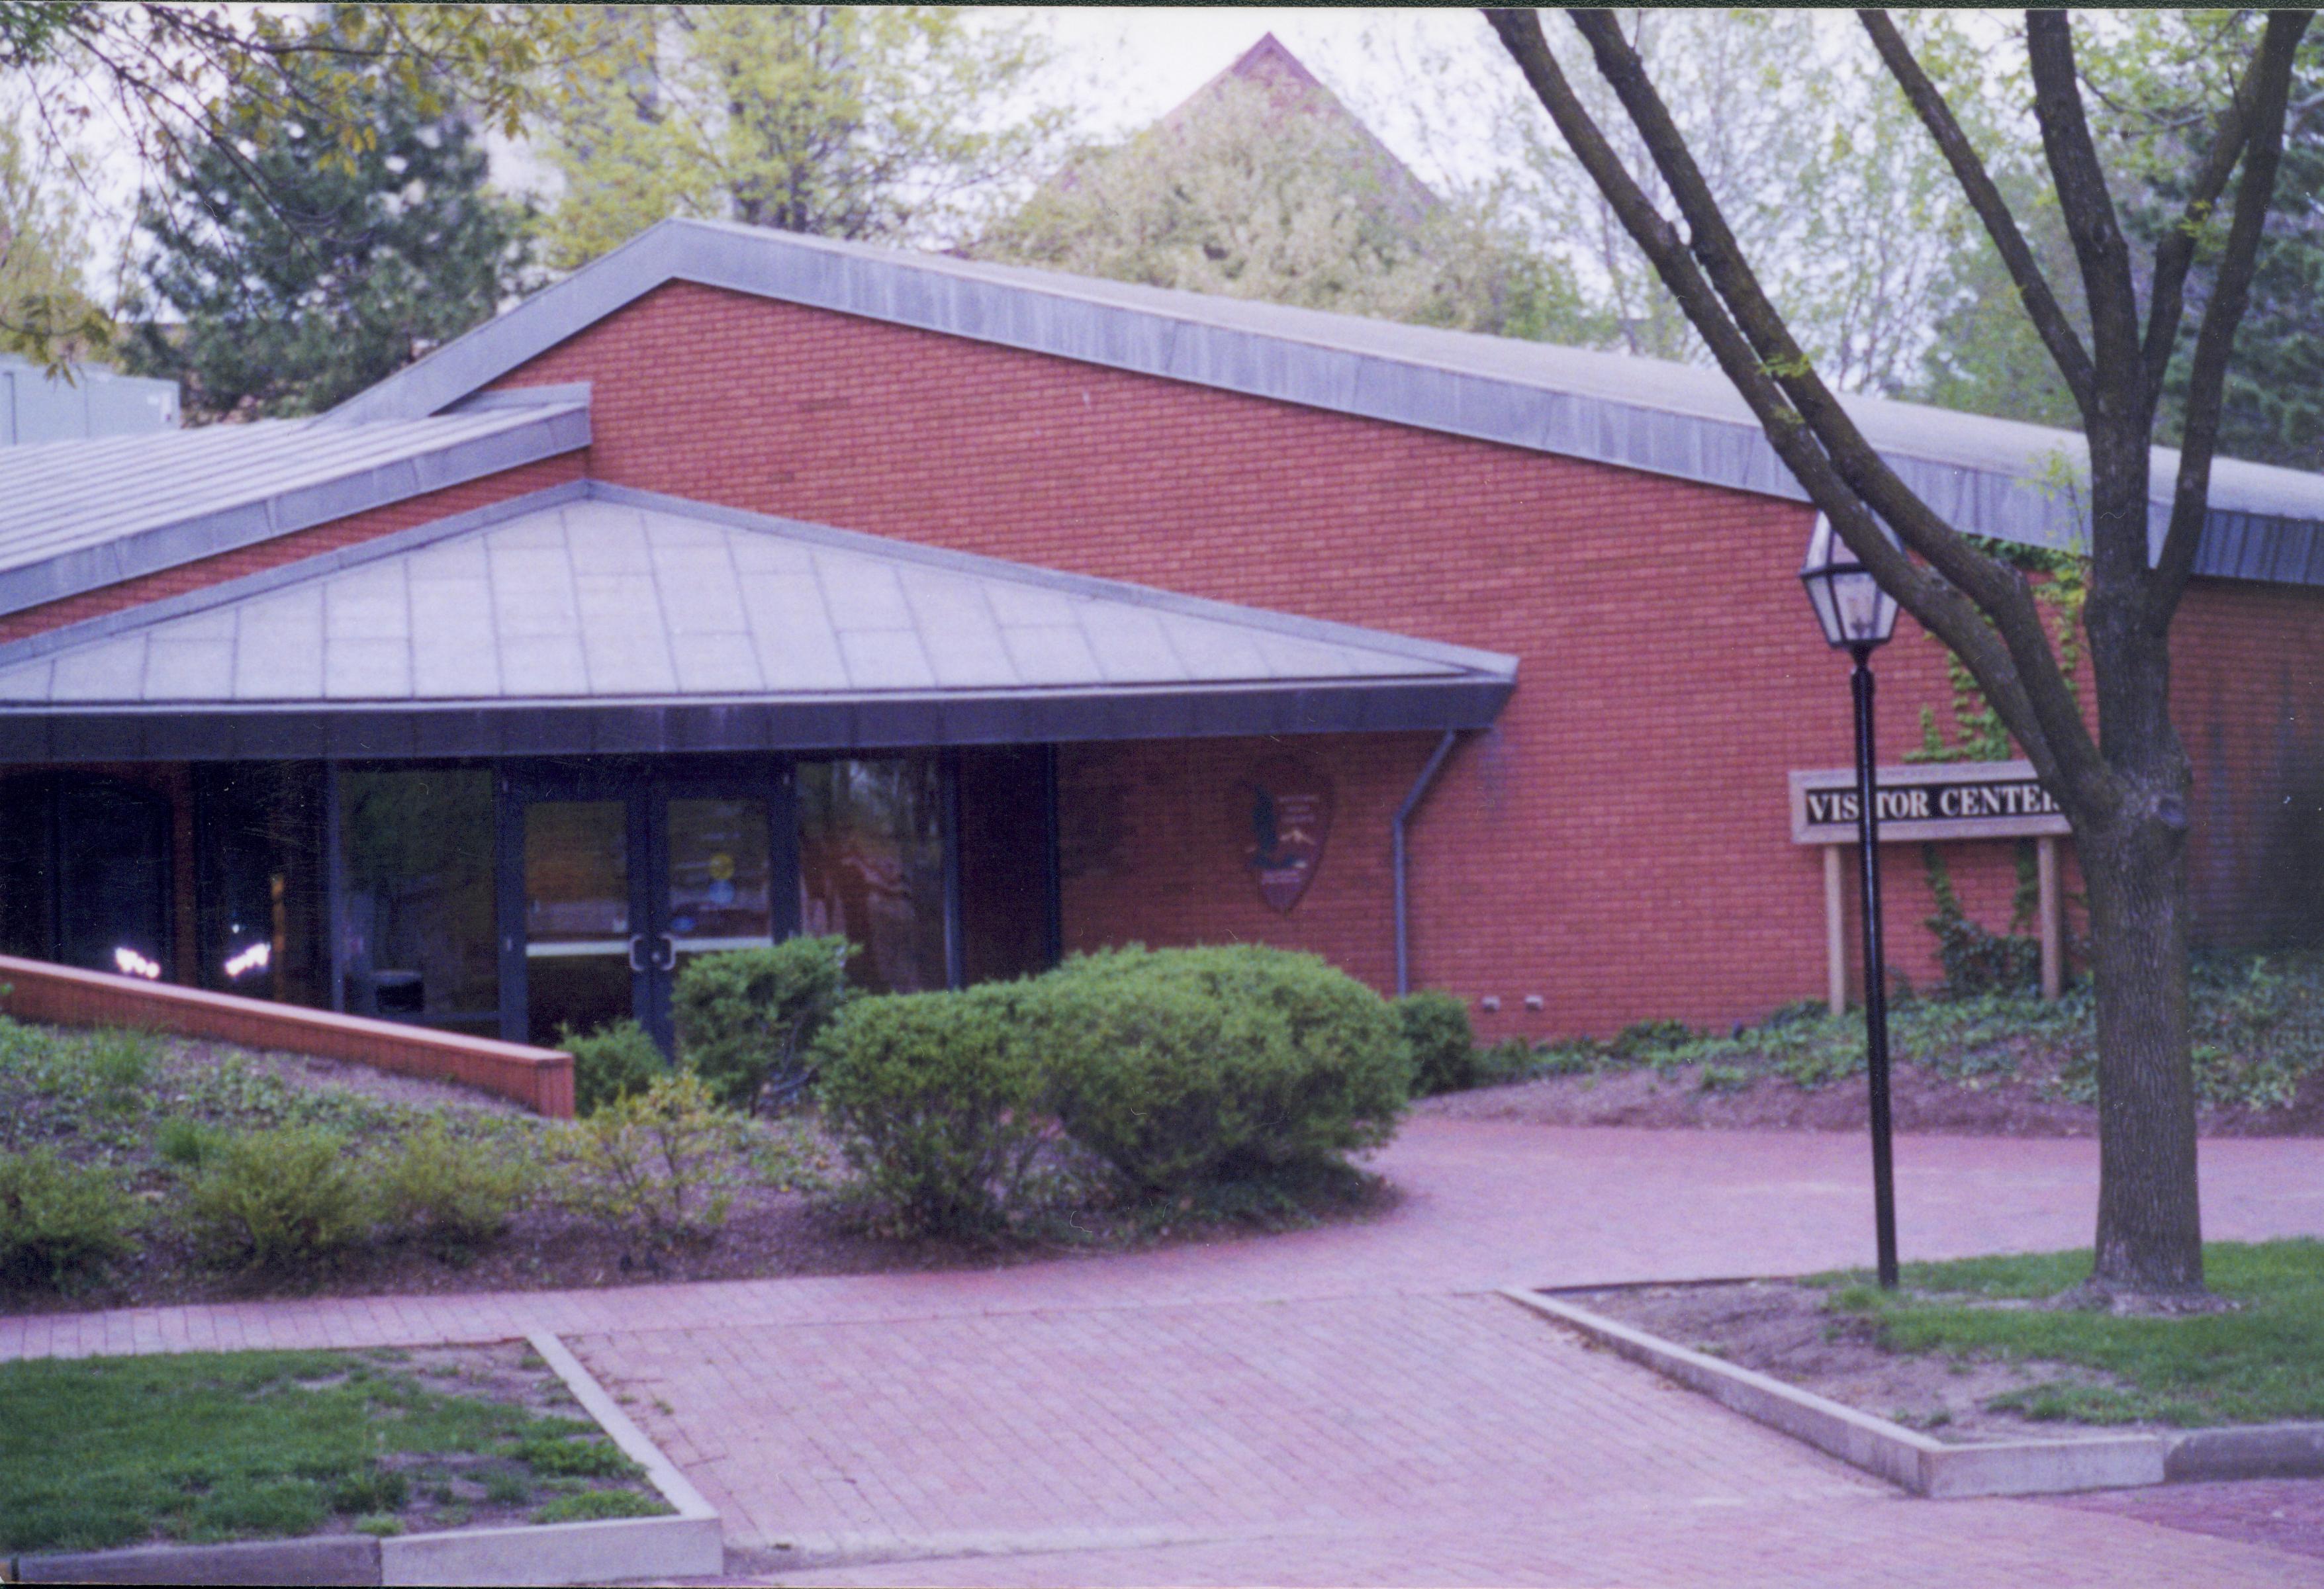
[1800,514,1902,1291]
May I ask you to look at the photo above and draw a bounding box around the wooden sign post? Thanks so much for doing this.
[1789,760,2070,1013]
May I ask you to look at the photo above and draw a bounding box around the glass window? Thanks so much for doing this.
[797,758,948,994]
[339,768,498,1034]
[195,764,328,1004]
[1,772,174,978]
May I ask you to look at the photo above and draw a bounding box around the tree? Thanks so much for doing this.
[0,3,569,366]
[1501,11,1992,392]
[533,6,1073,269]
[122,19,532,420]
[1485,7,2311,1302]
[0,98,106,361]
[978,71,1591,339]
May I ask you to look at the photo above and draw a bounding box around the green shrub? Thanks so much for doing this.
[0,1148,140,1288]
[155,1116,230,1169]
[185,1127,371,1269]
[1031,945,1410,1194]
[673,937,854,1114]
[1474,1036,1542,1085]
[375,1120,529,1255]
[813,987,1048,1238]
[1395,990,1477,1095]
[557,1021,663,1118]
[550,1071,739,1247]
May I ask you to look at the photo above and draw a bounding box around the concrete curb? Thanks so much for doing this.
[1499,1287,2166,1498]
[12,1536,378,1584]
[2167,1422,2324,1482]
[7,1332,722,1587]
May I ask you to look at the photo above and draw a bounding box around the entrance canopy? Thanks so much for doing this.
[0,480,1515,761]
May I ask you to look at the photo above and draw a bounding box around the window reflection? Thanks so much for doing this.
[339,768,498,1034]
[797,758,947,993]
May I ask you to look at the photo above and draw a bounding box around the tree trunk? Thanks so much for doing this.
[2074,618,2204,1295]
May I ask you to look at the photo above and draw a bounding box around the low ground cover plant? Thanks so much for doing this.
[1811,1239,2324,1428]
[185,1125,371,1270]
[1526,949,2324,1111]
[817,944,1412,1236]
[0,1147,140,1289]
[0,1343,669,1555]
[550,1069,743,1248]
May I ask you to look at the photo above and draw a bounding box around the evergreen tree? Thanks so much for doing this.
[125,24,532,420]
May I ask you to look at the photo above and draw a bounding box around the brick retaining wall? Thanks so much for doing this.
[0,954,575,1118]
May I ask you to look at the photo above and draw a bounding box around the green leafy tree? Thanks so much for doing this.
[1503,10,1990,392]
[122,20,533,420]
[979,71,1591,340]
[0,101,107,362]
[535,6,1072,269]
[0,3,573,367]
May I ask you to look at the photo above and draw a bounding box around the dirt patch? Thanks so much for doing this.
[1421,1061,2324,1137]
[1559,1279,2180,1445]
[158,1038,535,1118]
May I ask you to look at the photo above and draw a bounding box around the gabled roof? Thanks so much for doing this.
[0,480,1514,762]
[330,217,2324,588]
[0,396,588,617]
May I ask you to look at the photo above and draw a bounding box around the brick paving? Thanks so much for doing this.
[7,1121,2324,1584]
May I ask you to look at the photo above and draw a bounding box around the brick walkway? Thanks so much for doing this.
[8,1122,2324,1585]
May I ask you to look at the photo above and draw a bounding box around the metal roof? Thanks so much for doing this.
[1,356,181,446]
[0,398,589,617]
[332,217,2324,588]
[0,480,1515,762]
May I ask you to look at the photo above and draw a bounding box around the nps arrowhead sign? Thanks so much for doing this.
[1788,759,2070,845]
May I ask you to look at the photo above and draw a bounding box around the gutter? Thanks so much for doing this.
[1392,729,1462,997]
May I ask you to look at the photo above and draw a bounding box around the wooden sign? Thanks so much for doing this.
[1789,759,2070,845]
[1233,758,1333,913]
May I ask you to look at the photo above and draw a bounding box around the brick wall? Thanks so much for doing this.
[483,280,2139,1036]
[15,276,2315,1037]
[2173,576,2324,948]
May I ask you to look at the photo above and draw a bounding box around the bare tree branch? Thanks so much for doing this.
[2149,9,2311,629]
[2137,20,2297,419]
[1549,7,2108,810]
[1481,7,2106,814]
[2025,13,2144,401]
[1857,11,2094,415]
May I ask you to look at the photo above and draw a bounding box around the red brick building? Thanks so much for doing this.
[1,219,2318,1046]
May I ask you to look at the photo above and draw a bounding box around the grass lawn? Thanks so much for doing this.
[0,1343,670,1556]
[1814,1238,2324,1427]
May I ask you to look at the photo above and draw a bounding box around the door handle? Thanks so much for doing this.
[627,934,646,972]
[653,933,676,971]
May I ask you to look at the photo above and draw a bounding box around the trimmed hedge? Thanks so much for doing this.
[673,938,854,1114]
[813,987,1047,1238]
[1032,946,1410,1193]
[1395,989,1477,1096]
[813,945,1411,1232]
[557,1019,663,1117]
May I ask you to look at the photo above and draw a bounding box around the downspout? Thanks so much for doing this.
[1393,729,1462,997]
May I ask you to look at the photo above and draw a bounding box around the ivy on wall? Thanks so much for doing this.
[1906,537,2086,984]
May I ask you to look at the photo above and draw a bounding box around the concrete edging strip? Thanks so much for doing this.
[9,1332,721,1588]
[375,1330,723,1586]
[1498,1287,2167,1499]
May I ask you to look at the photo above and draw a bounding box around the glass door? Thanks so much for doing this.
[500,763,794,1050]
[517,797,640,1048]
